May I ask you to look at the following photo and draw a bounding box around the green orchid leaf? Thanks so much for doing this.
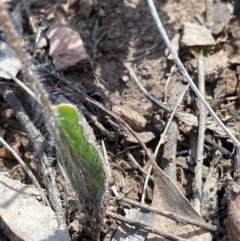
[53,103,106,209]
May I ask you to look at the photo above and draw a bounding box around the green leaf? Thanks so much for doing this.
[53,104,106,209]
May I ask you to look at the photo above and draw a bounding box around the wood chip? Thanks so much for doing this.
[125,131,155,143]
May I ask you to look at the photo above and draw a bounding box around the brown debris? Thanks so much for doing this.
[226,178,240,241]
[0,140,24,161]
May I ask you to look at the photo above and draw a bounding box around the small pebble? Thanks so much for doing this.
[112,105,147,132]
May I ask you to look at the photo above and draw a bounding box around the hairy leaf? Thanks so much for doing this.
[53,104,106,208]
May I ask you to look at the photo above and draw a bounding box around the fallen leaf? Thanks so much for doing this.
[147,164,212,240]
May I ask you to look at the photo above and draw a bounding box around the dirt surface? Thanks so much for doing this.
[1,0,240,240]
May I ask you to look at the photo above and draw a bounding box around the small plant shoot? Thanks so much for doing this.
[53,104,106,210]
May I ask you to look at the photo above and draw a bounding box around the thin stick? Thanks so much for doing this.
[194,53,206,212]
[204,135,231,157]
[146,0,240,148]
[141,165,152,203]
[154,84,189,158]
[106,210,188,241]
[101,139,111,179]
[0,67,38,101]
[127,152,153,181]
[0,137,50,206]
[128,66,172,113]
[0,3,52,115]
[0,87,66,228]
[130,66,189,200]
[164,65,176,103]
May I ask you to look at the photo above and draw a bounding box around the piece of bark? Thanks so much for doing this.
[161,81,184,182]
[0,173,71,241]
[201,162,219,219]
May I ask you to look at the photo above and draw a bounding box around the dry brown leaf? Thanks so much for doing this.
[147,165,212,240]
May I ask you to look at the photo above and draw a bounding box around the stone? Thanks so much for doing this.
[206,2,231,35]
[181,22,216,47]
[46,24,91,71]
[204,50,228,76]
[112,105,147,132]
[0,173,71,241]
[0,41,22,79]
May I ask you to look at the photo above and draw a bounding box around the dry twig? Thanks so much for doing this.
[0,87,66,228]
[194,53,207,212]
[0,137,50,206]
